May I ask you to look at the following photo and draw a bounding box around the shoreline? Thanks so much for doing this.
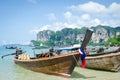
[71,67,120,80]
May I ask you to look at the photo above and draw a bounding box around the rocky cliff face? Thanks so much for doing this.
[91,25,120,43]
[36,26,120,44]
[37,30,53,42]
[92,28,109,43]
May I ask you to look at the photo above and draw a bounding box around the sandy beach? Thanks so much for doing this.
[70,67,120,80]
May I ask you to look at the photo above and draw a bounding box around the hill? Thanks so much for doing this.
[31,25,120,47]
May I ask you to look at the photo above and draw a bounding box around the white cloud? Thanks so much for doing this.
[41,25,52,31]
[67,1,120,27]
[30,25,51,34]
[75,17,101,27]
[81,14,90,20]
[103,19,120,27]
[108,2,120,17]
[53,22,78,30]
[52,22,64,31]
[30,1,120,34]
[30,22,80,34]
[64,11,72,19]
[64,23,78,28]
[69,1,106,14]
[69,1,120,17]
[46,13,57,21]
[93,18,101,25]
[64,12,102,27]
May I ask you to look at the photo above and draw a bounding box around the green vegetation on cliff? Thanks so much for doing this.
[31,25,120,47]
[104,35,120,46]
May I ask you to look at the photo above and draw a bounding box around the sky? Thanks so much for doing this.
[0,0,120,45]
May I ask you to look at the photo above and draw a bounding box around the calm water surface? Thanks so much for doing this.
[0,45,120,80]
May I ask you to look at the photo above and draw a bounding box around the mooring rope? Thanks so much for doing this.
[72,53,81,66]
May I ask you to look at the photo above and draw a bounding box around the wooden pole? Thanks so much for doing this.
[81,29,93,49]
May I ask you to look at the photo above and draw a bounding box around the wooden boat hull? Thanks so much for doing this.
[14,53,79,78]
[78,51,120,72]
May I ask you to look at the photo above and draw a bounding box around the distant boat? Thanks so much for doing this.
[6,46,17,49]
[78,47,120,72]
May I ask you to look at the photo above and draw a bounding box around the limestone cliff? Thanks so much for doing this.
[36,25,120,45]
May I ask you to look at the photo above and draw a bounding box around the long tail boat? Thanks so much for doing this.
[14,52,79,78]
[13,29,93,78]
[78,47,120,72]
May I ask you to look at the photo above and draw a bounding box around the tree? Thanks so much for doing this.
[105,35,120,46]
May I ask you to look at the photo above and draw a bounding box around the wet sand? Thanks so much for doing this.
[71,67,120,80]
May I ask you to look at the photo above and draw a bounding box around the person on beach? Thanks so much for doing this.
[15,47,23,59]
[78,47,86,68]
[49,47,54,56]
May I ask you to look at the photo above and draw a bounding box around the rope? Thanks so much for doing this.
[72,53,81,66]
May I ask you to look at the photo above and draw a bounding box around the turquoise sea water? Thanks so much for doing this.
[0,45,120,80]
